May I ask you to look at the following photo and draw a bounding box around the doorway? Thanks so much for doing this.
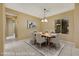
[5,15,16,43]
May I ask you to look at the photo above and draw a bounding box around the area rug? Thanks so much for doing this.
[24,40,64,56]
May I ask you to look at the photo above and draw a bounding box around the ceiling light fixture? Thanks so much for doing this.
[41,8,48,22]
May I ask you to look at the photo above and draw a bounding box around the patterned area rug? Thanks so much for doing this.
[24,40,64,56]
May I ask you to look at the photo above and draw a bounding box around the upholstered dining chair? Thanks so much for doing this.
[49,33,61,49]
[36,33,46,48]
[31,31,37,44]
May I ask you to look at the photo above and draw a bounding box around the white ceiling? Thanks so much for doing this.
[5,3,75,18]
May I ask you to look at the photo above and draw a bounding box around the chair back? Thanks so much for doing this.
[32,31,37,40]
[36,33,46,43]
[50,33,61,44]
[50,33,61,48]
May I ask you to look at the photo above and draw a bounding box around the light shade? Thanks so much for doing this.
[44,19,48,22]
[41,18,48,22]
[41,19,44,22]
[41,8,48,22]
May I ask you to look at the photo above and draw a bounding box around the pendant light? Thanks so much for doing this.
[41,8,48,22]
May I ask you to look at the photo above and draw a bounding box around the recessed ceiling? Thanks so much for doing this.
[5,3,75,18]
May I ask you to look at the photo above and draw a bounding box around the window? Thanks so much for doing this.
[55,19,69,34]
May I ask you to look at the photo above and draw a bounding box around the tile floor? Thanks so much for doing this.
[4,38,79,56]
[4,40,43,56]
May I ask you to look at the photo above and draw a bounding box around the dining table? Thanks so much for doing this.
[38,32,57,38]
[37,32,57,45]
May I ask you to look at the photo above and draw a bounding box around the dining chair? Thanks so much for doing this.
[36,33,46,48]
[45,31,48,32]
[51,31,54,33]
[31,31,37,45]
[49,33,61,49]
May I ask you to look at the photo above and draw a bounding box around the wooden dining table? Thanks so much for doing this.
[37,32,57,45]
[38,32,57,38]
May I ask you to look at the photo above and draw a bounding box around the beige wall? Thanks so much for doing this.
[16,12,41,40]
[5,4,79,48]
[5,8,41,40]
[0,4,6,55]
[41,7,79,48]
[74,3,79,48]
[40,4,79,48]
[5,7,75,42]
[41,10,74,42]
